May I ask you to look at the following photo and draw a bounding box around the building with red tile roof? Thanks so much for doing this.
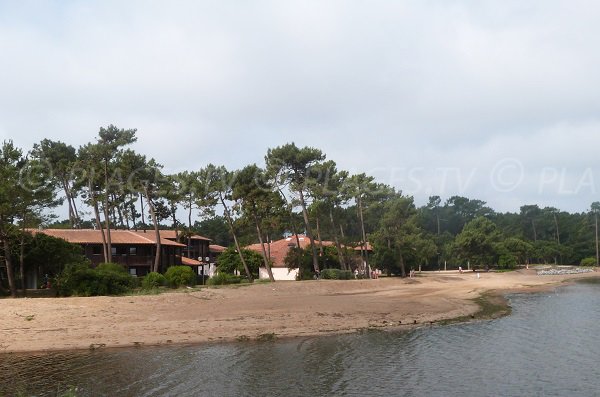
[32,228,186,276]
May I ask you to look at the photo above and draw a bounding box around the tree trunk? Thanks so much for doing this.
[104,160,113,263]
[298,190,320,273]
[328,207,346,270]
[219,193,253,282]
[188,197,193,229]
[315,215,325,268]
[90,181,108,262]
[531,219,537,242]
[398,249,407,278]
[172,207,178,242]
[19,228,26,295]
[255,216,275,282]
[553,212,560,245]
[357,196,370,276]
[139,193,145,228]
[3,238,17,297]
[595,212,600,266]
[70,187,81,228]
[124,202,131,230]
[130,199,136,230]
[144,187,161,273]
[275,187,303,275]
[63,180,75,229]
[114,194,125,229]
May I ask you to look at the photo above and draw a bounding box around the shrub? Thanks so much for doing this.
[498,254,518,269]
[96,262,128,274]
[320,269,354,280]
[207,273,244,286]
[164,266,196,288]
[580,257,597,266]
[142,272,166,289]
[56,262,134,297]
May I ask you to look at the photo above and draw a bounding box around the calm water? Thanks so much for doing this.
[2,282,600,397]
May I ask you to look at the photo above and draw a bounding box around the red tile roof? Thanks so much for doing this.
[354,242,373,252]
[32,229,185,247]
[159,230,211,241]
[209,244,227,253]
[246,235,335,268]
[180,256,202,266]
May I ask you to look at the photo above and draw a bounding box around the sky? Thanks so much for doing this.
[1,0,599,214]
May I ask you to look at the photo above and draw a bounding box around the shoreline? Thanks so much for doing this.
[0,270,597,354]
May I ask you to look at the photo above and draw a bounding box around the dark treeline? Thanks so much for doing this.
[1,125,599,295]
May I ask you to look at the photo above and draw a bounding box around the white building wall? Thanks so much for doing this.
[259,267,298,281]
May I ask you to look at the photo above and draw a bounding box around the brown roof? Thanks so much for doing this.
[246,235,335,268]
[209,244,227,253]
[159,230,211,241]
[354,242,373,252]
[179,256,202,266]
[32,229,185,247]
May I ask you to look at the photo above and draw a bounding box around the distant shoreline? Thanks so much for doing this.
[0,270,597,354]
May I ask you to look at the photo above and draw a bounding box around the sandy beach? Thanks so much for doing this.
[0,269,597,353]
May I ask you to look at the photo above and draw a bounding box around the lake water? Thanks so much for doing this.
[2,281,600,397]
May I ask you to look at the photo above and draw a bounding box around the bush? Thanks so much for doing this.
[207,273,244,286]
[164,266,196,288]
[498,254,518,269]
[142,272,166,289]
[321,269,354,280]
[580,257,597,266]
[57,262,134,297]
[96,262,128,274]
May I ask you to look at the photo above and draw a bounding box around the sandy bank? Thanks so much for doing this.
[0,269,597,353]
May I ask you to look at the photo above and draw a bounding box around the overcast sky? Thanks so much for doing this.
[1,0,599,214]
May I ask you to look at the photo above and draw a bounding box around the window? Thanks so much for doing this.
[111,247,117,256]
[92,246,102,256]
[129,247,137,256]
[129,268,137,276]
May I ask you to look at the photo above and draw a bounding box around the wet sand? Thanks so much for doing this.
[0,269,596,353]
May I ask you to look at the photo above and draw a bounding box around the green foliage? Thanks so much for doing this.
[207,273,244,285]
[24,233,89,277]
[57,263,134,296]
[580,257,597,266]
[320,268,353,280]
[498,254,518,269]
[164,265,196,288]
[193,216,231,247]
[454,217,502,267]
[142,272,167,288]
[96,262,127,274]
[216,247,262,278]
[284,246,314,279]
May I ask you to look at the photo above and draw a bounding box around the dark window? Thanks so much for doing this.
[92,246,102,256]
[111,247,117,256]
[129,247,137,256]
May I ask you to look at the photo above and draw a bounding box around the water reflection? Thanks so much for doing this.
[1,283,599,396]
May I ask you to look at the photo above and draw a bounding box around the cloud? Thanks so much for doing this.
[1,0,599,214]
